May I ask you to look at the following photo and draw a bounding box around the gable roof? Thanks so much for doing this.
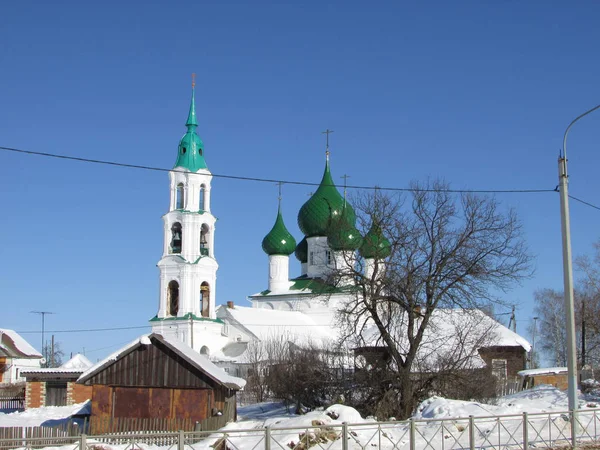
[22,353,93,376]
[0,329,42,358]
[77,333,245,390]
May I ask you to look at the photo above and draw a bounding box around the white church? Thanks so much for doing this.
[150,84,530,378]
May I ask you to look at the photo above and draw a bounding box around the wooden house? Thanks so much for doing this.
[77,333,245,433]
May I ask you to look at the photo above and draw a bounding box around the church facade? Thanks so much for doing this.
[149,85,530,380]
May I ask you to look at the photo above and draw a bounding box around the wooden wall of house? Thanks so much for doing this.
[84,343,217,389]
[90,385,236,434]
[478,346,527,378]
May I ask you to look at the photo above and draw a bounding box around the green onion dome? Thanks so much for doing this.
[298,158,356,237]
[262,208,297,256]
[360,222,391,259]
[328,204,362,251]
[173,87,208,172]
[295,237,308,263]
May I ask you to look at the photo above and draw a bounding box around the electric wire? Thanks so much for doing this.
[16,325,151,334]
[0,145,554,194]
[569,194,600,211]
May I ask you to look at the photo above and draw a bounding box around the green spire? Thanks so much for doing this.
[329,202,362,251]
[297,153,356,237]
[360,220,391,259]
[173,75,208,172]
[262,204,297,256]
[186,83,198,128]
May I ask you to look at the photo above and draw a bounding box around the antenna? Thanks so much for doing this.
[30,311,55,358]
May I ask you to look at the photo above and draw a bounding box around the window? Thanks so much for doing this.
[170,223,182,254]
[309,251,315,265]
[181,147,187,154]
[200,224,209,256]
[168,280,179,316]
[199,185,206,211]
[176,183,185,209]
[326,250,332,265]
[492,359,507,379]
[200,282,210,317]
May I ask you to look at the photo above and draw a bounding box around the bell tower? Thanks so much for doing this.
[151,77,222,353]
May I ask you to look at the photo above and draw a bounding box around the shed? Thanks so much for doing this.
[77,333,245,433]
[21,354,93,408]
[518,367,569,390]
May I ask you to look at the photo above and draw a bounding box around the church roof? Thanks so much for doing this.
[297,156,356,237]
[262,207,297,256]
[294,237,308,263]
[173,86,208,172]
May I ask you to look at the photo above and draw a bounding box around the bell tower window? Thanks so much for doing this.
[200,282,210,317]
[170,222,182,254]
[176,183,185,209]
[168,280,179,316]
[199,184,206,211]
[200,224,209,256]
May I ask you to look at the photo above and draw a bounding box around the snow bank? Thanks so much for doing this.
[0,401,90,428]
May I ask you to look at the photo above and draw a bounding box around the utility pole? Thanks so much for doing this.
[531,316,538,369]
[30,311,55,363]
[582,300,586,368]
[559,102,600,414]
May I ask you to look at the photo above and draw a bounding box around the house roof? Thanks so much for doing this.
[77,333,245,390]
[0,329,42,358]
[22,353,93,376]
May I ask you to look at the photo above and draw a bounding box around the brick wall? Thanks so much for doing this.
[479,346,527,378]
[25,381,45,409]
[68,382,92,404]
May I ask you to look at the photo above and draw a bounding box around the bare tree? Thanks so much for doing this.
[41,340,64,368]
[334,181,531,419]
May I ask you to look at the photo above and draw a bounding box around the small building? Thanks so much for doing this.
[77,333,245,433]
[0,329,43,385]
[518,367,569,391]
[21,354,93,408]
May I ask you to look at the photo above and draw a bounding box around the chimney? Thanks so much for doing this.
[227,301,234,309]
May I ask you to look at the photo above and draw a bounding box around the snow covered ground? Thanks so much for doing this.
[1,386,600,450]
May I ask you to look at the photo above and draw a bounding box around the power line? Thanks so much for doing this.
[16,325,150,334]
[0,145,554,194]
[569,194,600,211]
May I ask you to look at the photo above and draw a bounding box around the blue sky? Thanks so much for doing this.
[1,1,599,361]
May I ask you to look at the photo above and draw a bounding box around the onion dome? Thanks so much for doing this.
[173,84,208,172]
[328,203,362,251]
[295,237,308,263]
[298,156,356,237]
[262,207,297,256]
[360,221,391,259]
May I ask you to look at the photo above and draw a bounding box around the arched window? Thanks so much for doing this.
[200,346,209,356]
[200,282,210,317]
[176,183,185,209]
[200,224,209,256]
[167,280,179,316]
[170,222,182,254]
[199,184,206,211]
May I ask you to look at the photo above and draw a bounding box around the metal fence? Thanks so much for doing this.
[2,408,600,450]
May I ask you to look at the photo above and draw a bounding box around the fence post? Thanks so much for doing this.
[469,416,475,450]
[265,425,271,450]
[80,433,87,450]
[570,410,577,449]
[178,429,185,450]
[409,419,415,450]
[522,412,528,450]
[342,423,348,450]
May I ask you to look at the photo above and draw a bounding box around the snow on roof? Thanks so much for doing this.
[60,353,93,370]
[0,328,42,358]
[78,334,245,390]
[518,367,568,377]
[222,305,339,346]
